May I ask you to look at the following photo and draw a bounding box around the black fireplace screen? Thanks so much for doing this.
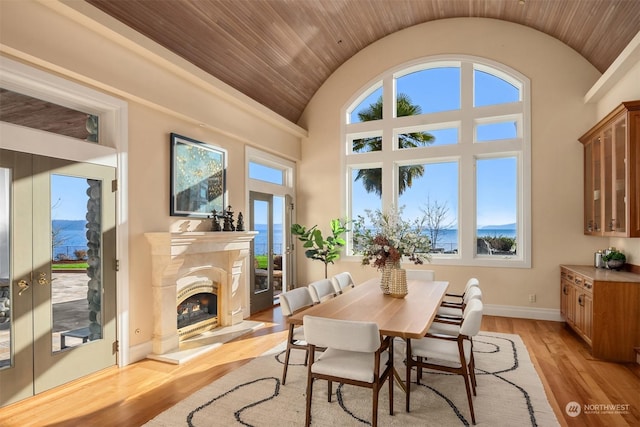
[177,292,217,329]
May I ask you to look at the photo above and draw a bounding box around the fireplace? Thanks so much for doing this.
[177,284,218,339]
[145,231,256,357]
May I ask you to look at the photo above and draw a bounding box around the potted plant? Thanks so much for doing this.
[602,249,626,270]
[291,219,348,279]
[351,208,431,296]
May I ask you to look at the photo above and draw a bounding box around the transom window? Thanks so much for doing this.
[344,56,531,267]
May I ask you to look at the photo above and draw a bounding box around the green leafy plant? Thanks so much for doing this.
[479,235,516,252]
[603,249,626,270]
[602,250,625,262]
[291,219,348,278]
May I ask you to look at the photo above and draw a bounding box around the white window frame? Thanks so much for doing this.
[342,55,531,268]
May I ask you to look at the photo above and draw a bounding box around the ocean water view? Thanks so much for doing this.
[252,223,516,255]
[52,220,88,260]
[52,222,516,259]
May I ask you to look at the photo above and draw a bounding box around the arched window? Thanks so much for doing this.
[344,56,530,267]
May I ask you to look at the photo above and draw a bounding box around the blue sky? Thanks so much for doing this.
[351,67,519,228]
[51,175,90,221]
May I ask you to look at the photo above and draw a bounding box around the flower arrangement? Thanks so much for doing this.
[351,208,431,270]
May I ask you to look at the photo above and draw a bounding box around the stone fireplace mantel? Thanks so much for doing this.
[145,231,257,357]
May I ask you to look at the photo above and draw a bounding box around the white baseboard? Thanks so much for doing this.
[484,304,563,322]
[128,340,153,365]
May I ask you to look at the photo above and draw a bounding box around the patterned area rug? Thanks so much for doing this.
[145,332,558,426]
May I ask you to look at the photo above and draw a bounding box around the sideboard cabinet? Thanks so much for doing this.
[560,265,640,362]
[579,101,640,236]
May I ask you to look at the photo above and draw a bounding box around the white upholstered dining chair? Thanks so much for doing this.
[405,299,484,424]
[308,278,337,304]
[303,315,394,427]
[442,277,480,306]
[437,284,483,318]
[279,287,314,385]
[331,271,356,294]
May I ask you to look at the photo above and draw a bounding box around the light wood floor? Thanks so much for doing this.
[1,308,639,427]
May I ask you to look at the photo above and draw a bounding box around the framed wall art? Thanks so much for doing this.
[170,133,226,217]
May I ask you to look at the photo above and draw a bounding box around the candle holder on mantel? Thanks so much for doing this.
[211,205,244,232]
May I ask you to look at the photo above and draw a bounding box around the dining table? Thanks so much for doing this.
[288,277,449,392]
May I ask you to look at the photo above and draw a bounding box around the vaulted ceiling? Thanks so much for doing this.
[79,1,640,123]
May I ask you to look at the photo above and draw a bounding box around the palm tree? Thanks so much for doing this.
[353,94,434,195]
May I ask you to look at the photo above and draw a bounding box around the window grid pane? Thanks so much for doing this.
[476,157,517,256]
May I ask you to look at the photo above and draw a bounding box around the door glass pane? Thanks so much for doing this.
[253,199,270,294]
[593,137,602,231]
[0,167,10,369]
[0,89,99,142]
[51,175,101,352]
[272,196,284,298]
[603,128,613,231]
[249,162,284,185]
[614,119,626,232]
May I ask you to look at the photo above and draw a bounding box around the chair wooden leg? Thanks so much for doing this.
[388,339,394,416]
[372,386,379,427]
[460,354,476,424]
[469,351,477,394]
[282,346,291,385]
[305,347,316,427]
[405,339,412,413]
[327,380,332,402]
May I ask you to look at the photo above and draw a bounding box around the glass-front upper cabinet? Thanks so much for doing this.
[579,101,640,237]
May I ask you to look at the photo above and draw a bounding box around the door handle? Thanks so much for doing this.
[38,271,49,286]
[17,279,30,296]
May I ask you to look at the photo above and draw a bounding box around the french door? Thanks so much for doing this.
[249,192,275,313]
[0,149,117,407]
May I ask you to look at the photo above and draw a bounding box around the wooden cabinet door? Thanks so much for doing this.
[566,283,577,326]
[581,292,593,342]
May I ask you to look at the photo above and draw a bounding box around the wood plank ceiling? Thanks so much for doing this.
[2,1,638,133]
[85,0,640,123]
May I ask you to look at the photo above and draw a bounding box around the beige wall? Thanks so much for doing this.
[297,18,606,312]
[0,1,303,351]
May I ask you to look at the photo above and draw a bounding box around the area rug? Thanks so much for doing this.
[144,332,558,426]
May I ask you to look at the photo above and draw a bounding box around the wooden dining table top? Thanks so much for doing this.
[288,278,449,339]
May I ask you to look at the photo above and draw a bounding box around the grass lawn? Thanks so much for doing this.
[255,255,268,269]
[52,262,88,270]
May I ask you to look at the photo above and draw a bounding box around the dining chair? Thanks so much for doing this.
[331,271,356,294]
[405,299,484,424]
[303,315,394,427]
[443,277,480,305]
[308,278,337,304]
[279,287,314,385]
[437,285,483,318]
[405,269,436,281]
